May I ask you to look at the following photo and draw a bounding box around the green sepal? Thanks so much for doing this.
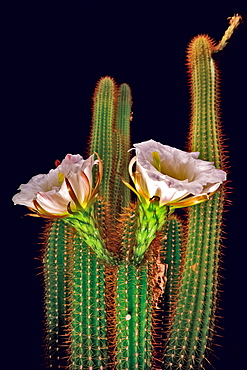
[132,201,168,265]
[63,206,119,265]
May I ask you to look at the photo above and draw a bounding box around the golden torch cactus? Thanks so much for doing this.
[12,14,241,370]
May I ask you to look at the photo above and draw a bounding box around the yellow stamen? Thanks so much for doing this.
[58,172,65,185]
[152,151,161,172]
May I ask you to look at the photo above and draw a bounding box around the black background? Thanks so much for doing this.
[3,1,247,369]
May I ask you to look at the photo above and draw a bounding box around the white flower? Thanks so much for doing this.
[127,139,226,208]
[12,153,102,217]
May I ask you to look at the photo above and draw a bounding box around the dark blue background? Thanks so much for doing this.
[4,2,247,369]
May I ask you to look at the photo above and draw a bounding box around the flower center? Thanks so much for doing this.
[151,151,193,182]
[152,151,161,172]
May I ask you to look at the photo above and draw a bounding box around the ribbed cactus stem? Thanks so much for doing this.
[116,205,153,369]
[187,14,241,164]
[139,263,153,369]
[162,217,183,338]
[84,77,133,368]
[90,78,132,222]
[116,206,139,369]
[42,219,74,368]
[70,235,107,369]
[164,193,224,369]
[116,263,153,369]
[162,17,240,367]
[187,35,221,164]
[90,77,116,201]
[115,83,132,208]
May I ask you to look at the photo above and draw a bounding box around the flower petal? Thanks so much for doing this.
[36,188,70,215]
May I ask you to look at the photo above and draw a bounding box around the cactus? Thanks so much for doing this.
[12,14,241,370]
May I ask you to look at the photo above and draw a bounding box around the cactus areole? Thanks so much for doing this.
[12,15,241,370]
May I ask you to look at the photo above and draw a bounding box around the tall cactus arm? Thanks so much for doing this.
[187,14,241,163]
[187,34,222,165]
[163,15,241,369]
[89,77,132,216]
[164,196,224,369]
[115,83,132,209]
[87,77,132,262]
[89,76,116,202]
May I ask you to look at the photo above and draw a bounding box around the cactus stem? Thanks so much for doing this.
[42,219,74,368]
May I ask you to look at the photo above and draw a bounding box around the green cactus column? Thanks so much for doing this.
[162,217,184,337]
[114,83,132,212]
[42,219,74,368]
[89,77,132,216]
[68,76,133,368]
[70,234,107,369]
[116,205,153,369]
[163,15,242,367]
[90,77,116,202]
[116,255,153,369]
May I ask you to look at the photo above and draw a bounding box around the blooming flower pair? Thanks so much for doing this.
[12,140,226,216]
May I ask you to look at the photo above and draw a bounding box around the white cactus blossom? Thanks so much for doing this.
[12,153,102,217]
[127,139,226,208]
